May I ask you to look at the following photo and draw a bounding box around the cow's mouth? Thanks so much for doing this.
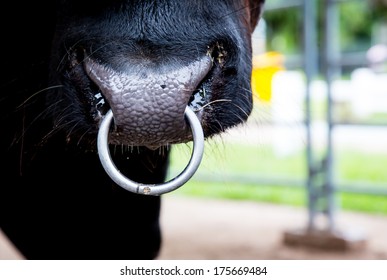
[68,42,227,147]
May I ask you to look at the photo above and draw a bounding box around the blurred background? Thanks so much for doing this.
[160,0,387,259]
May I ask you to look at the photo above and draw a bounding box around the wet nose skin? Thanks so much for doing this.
[84,56,212,147]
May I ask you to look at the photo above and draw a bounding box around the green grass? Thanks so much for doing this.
[173,181,387,216]
[174,181,307,207]
[168,142,306,179]
[168,141,387,215]
[336,150,387,183]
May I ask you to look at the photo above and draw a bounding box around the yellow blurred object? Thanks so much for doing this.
[251,51,285,102]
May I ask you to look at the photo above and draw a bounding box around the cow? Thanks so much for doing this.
[0,0,265,260]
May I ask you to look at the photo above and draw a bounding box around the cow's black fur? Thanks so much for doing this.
[0,0,264,259]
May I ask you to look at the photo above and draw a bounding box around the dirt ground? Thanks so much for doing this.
[157,196,387,260]
[1,195,386,260]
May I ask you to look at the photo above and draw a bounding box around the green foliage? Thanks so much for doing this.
[263,0,384,54]
[169,142,387,215]
[368,0,387,19]
[264,8,303,54]
[336,149,387,183]
[339,1,375,52]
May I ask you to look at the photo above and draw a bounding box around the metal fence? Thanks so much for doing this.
[263,0,387,231]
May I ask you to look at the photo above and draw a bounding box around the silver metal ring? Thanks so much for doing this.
[97,107,204,195]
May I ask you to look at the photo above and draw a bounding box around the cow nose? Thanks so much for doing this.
[84,56,212,147]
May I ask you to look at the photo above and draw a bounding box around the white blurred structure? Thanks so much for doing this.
[270,68,387,155]
[351,68,387,117]
[271,71,305,156]
[367,44,387,73]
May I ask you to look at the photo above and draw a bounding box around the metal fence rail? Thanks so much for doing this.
[261,0,386,231]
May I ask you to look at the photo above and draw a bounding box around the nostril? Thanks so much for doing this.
[87,77,110,117]
[93,91,110,116]
[188,77,212,111]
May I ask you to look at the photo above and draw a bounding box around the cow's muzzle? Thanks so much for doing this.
[84,55,213,148]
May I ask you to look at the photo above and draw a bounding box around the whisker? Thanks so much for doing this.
[83,42,115,63]
[66,119,86,138]
[230,102,251,119]
[194,99,232,112]
[17,85,64,109]
[219,4,250,21]
[57,39,86,71]
[14,99,65,145]
[76,127,94,146]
